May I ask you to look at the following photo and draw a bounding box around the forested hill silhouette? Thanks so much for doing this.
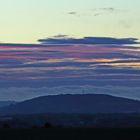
[1,94,140,115]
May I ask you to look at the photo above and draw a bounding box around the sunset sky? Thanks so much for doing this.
[0,0,140,101]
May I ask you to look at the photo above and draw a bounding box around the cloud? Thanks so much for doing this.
[92,7,119,16]
[0,38,140,101]
[68,12,77,15]
[0,86,140,101]
[38,36,140,45]
[98,8,116,12]
[0,41,139,81]
[67,7,118,17]
[0,43,44,48]
[119,20,133,29]
[53,34,68,38]
[94,13,102,16]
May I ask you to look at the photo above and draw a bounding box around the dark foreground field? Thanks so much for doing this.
[0,128,140,140]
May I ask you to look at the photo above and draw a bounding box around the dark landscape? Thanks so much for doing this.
[1,128,140,140]
[0,94,140,139]
[1,94,140,128]
[1,94,140,115]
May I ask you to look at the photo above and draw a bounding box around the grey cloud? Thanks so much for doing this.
[68,12,77,15]
[92,7,118,16]
[94,13,102,16]
[99,8,116,11]
[38,36,140,45]
[53,34,68,38]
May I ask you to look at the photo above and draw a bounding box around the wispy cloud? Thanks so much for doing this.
[92,7,119,16]
[93,7,117,12]
[67,7,120,17]
[68,12,77,15]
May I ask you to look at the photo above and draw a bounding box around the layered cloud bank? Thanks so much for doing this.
[0,36,140,100]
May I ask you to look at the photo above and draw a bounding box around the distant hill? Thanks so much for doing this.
[0,101,16,108]
[1,94,140,115]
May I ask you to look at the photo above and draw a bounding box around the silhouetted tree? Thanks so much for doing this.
[44,122,52,128]
[3,123,10,129]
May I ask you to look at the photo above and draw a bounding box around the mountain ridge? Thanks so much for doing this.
[1,94,140,115]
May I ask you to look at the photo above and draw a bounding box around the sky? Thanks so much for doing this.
[0,0,140,101]
[0,0,140,43]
